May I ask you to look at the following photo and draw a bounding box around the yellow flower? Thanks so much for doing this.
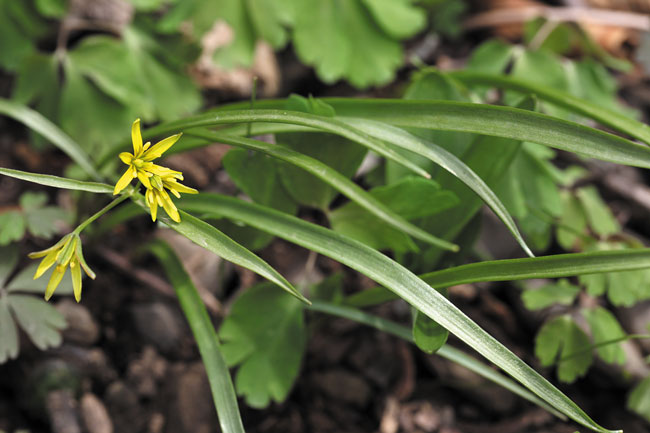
[113,118,183,195]
[28,234,96,303]
[145,172,198,223]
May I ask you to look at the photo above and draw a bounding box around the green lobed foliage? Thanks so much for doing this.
[4,13,650,431]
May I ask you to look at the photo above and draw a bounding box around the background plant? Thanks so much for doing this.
[2,1,650,432]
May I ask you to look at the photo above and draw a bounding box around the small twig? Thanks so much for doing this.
[464,6,650,32]
[97,247,221,316]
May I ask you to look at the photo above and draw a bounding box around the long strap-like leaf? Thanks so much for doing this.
[131,193,307,304]
[340,118,532,257]
[325,99,650,169]
[0,99,102,180]
[105,110,431,178]
[149,240,245,433]
[345,249,650,307]
[447,71,650,145]
[186,129,457,251]
[178,193,619,433]
[0,168,113,193]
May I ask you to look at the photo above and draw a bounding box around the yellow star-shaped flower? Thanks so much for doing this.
[28,234,96,302]
[113,119,182,195]
[145,173,198,223]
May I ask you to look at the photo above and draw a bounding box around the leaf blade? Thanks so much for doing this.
[148,240,245,433]
[0,168,113,193]
[0,98,101,179]
[178,193,618,433]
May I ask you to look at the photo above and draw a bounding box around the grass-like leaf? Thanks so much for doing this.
[447,71,650,145]
[178,192,618,433]
[325,99,650,169]
[134,195,307,304]
[341,118,532,256]
[0,168,113,193]
[187,129,457,251]
[148,240,245,433]
[102,109,432,178]
[0,98,102,180]
[346,248,650,307]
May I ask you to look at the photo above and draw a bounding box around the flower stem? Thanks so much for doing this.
[73,194,130,234]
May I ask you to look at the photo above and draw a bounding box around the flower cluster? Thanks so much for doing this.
[29,233,95,302]
[113,119,197,222]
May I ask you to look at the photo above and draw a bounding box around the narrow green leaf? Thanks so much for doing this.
[148,240,245,433]
[135,196,307,304]
[308,300,566,420]
[138,109,432,179]
[447,71,650,145]
[0,168,113,193]
[178,193,618,433]
[325,99,650,169]
[346,248,650,307]
[0,98,102,179]
[187,130,458,251]
[341,118,533,257]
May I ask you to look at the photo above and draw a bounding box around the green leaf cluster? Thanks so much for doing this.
[535,307,626,383]
[159,0,427,88]
[0,191,69,245]
[219,282,306,408]
[8,0,200,155]
[0,246,70,363]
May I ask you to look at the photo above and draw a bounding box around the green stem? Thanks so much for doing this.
[73,194,130,234]
[558,334,650,363]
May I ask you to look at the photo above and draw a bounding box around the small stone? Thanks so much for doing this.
[130,302,185,355]
[164,363,216,433]
[127,346,168,398]
[413,402,441,432]
[46,389,81,433]
[104,382,145,433]
[80,393,113,433]
[56,300,100,346]
[312,370,371,408]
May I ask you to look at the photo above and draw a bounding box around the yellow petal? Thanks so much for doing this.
[166,181,198,195]
[137,171,152,189]
[45,265,66,301]
[33,250,58,279]
[119,152,134,165]
[114,169,133,195]
[132,119,143,156]
[75,242,96,280]
[147,189,158,221]
[142,133,182,161]
[160,191,180,222]
[71,260,82,302]
[28,235,69,259]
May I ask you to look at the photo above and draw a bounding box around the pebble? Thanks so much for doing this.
[164,362,216,433]
[56,300,100,346]
[80,393,113,433]
[312,370,371,408]
[130,302,185,355]
[46,389,81,433]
